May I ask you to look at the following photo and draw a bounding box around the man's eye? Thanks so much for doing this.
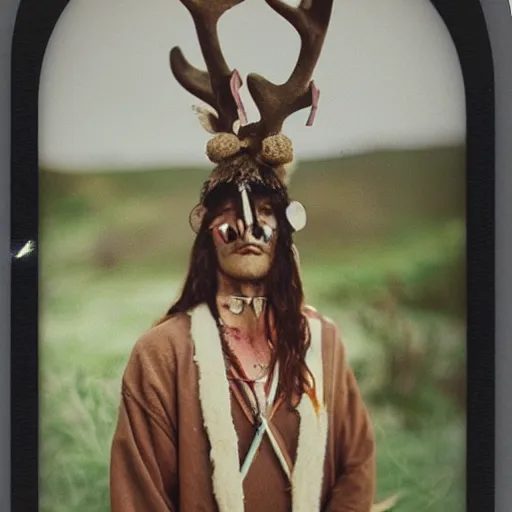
[260,207,273,216]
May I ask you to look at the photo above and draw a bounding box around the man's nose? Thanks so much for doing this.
[237,218,246,238]
[238,217,262,243]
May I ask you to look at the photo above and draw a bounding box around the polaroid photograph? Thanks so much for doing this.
[10,0,495,510]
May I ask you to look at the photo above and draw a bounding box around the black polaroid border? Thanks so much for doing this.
[10,0,495,510]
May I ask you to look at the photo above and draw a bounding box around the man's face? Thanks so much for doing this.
[209,194,278,282]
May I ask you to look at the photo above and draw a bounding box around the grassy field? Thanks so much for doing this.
[39,146,467,511]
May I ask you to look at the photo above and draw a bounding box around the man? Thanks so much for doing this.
[110,0,378,510]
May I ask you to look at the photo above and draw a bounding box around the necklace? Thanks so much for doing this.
[220,295,267,318]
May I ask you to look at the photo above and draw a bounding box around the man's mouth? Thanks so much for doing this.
[236,244,263,255]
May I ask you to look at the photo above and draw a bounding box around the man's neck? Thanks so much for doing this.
[216,272,266,298]
[216,272,268,340]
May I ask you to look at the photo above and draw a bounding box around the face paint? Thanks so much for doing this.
[239,184,254,228]
[209,192,278,282]
[210,188,277,246]
[252,223,273,244]
[215,223,238,244]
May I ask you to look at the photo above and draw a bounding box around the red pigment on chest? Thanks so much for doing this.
[222,326,271,382]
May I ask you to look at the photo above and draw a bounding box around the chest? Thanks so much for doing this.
[221,325,271,381]
[181,306,330,512]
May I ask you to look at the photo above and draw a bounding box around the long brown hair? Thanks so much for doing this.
[155,183,315,407]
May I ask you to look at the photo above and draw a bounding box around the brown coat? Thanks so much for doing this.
[110,304,375,511]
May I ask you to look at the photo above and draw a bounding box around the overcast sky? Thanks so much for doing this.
[39,0,466,171]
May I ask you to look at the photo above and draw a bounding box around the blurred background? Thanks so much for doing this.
[39,0,466,511]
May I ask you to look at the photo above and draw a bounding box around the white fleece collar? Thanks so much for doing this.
[189,304,328,512]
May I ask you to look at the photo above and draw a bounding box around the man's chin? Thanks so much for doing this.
[220,265,270,283]
[224,271,269,283]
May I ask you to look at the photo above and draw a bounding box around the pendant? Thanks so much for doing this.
[227,296,244,315]
[222,296,267,317]
[252,297,265,318]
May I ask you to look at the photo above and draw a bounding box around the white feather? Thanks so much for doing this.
[192,104,219,134]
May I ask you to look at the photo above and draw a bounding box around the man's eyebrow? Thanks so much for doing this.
[214,202,235,215]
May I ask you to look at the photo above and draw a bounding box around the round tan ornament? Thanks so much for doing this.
[189,204,206,233]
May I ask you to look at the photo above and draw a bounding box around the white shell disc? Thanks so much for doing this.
[286,201,307,232]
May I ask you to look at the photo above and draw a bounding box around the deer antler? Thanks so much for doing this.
[239,0,333,139]
[170,0,247,133]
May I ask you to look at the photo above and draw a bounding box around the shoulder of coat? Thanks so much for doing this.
[129,311,193,362]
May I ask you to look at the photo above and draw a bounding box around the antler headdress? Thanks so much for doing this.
[170,0,333,233]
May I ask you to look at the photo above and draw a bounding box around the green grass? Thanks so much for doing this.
[39,147,467,512]
[374,416,465,511]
